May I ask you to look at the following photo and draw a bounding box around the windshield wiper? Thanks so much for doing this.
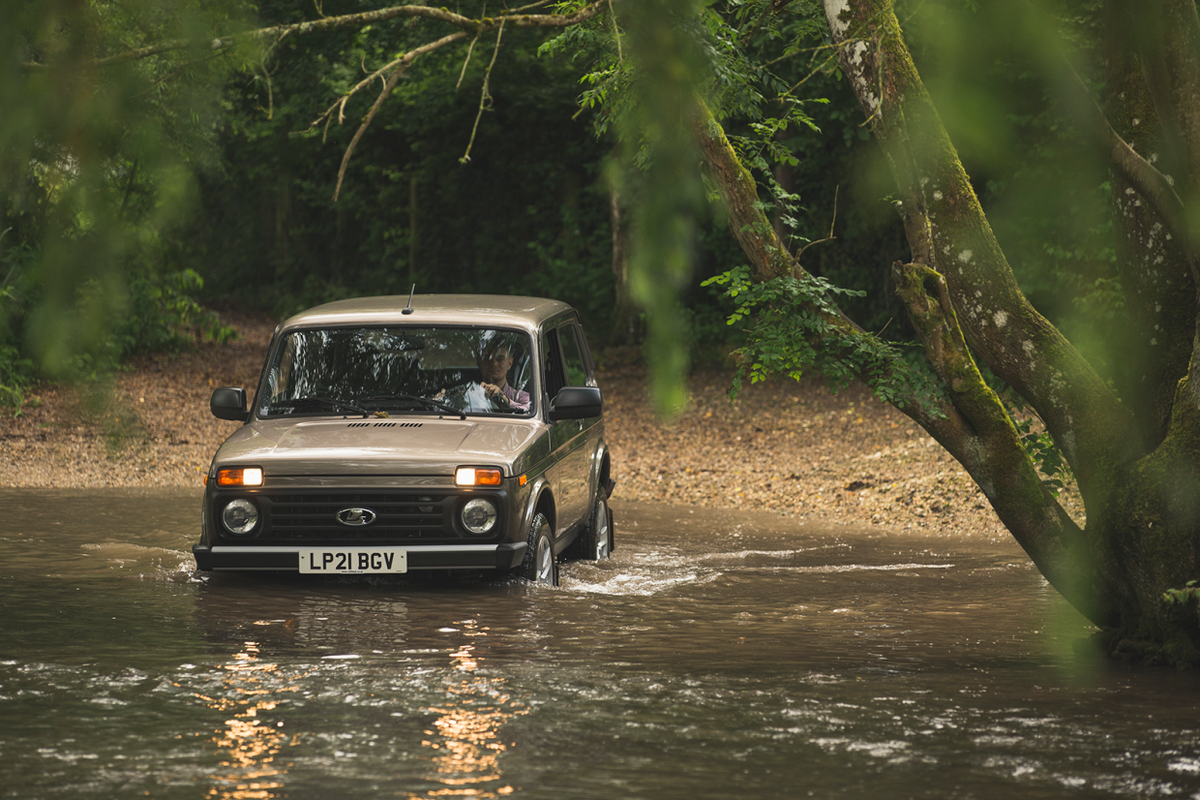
[362,393,466,420]
[271,396,378,418]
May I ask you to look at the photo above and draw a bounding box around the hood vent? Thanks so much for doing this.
[346,421,423,429]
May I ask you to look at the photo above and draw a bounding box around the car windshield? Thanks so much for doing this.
[258,326,536,418]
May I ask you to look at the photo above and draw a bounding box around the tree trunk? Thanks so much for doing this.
[816,0,1200,662]
[274,168,291,266]
[609,182,639,346]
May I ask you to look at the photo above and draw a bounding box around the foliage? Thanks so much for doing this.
[1162,581,1199,607]
[0,0,252,404]
[703,266,943,413]
[115,269,238,357]
[1013,414,1072,495]
[0,0,1130,398]
[611,0,712,415]
[0,345,35,414]
[0,230,35,413]
[0,261,235,416]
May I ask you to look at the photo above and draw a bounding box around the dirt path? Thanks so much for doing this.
[0,310,1022,541]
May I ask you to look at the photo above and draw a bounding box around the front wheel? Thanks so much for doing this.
[520,513,559,586]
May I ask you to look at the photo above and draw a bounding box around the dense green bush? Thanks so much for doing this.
[1,221,236,415]
[115,268,238,357]
[0,231,36,412]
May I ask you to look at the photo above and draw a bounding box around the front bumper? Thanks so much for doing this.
[193,542,526,572]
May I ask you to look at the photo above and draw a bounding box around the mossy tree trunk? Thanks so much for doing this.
[811,0,1200,662]
[692,89,1110,632]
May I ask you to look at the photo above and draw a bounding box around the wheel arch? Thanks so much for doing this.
[523,478,557,535]
[597,446,612,497]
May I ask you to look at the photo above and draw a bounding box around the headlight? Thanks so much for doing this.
[216,466,263,487]
[455,466,502,486]
[461,498,498,535]
[221,499,259,535]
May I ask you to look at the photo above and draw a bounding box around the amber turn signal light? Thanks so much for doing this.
[216,467,264,487]
[455,467,503,486]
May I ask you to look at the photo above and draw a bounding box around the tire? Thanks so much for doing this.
[520,513,559,586]
[567,495,612,561]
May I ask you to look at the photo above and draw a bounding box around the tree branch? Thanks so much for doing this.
[314,3,607,198]
[1119,0,1200,210]
[22,2,608,71]
[691,102,795,282]
[314,32,468,138]
[329,29,477,200]
[460,20,506,164]
[1061,61,1191,248]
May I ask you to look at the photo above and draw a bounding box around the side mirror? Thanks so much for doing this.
[211,387,249,422]
[549,386,602,421]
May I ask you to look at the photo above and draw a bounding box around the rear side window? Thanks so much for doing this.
[543,329,566,399]
[559,325,589,387]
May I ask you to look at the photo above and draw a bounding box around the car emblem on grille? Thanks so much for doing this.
[336,507,377,526]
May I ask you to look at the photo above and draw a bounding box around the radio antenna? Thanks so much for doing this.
[402,284,416,315]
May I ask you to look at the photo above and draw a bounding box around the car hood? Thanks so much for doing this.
[211,416,547,476]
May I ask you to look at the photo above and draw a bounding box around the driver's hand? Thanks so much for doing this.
[480,382,510,406]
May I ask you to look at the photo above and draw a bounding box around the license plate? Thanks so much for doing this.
[299,548,407,574]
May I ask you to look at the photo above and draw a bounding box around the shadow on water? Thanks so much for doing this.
[1,488,1199,799]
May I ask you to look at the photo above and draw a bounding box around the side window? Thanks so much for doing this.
[559,324,589,387]
[543,329,566,399]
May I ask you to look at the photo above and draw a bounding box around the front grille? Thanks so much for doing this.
[263,491,453,542]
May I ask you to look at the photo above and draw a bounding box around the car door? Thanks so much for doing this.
[543,318,595,534]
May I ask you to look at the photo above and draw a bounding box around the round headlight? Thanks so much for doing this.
[222,499,259,535]
[461,498,498,535]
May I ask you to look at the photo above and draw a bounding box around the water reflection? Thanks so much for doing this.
[202,634,299,799]
[414,618,526,799]
[190,586,534,799]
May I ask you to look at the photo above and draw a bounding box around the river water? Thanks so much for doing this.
[1,488,1198,799]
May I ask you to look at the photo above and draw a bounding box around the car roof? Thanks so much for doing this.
[277,294,575,334]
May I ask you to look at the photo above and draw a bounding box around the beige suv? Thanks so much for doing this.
[193,294,613,585]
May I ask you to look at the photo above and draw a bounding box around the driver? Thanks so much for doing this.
[477,340,531,412]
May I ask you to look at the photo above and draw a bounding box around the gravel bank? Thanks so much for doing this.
[0,310,1019,541]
